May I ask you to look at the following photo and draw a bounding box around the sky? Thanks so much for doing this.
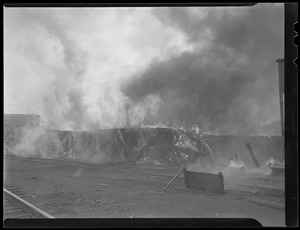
[4,4,284,134]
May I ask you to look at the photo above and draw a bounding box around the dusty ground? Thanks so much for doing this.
[4,157,285,226]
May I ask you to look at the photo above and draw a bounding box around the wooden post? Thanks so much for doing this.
[163,167,184,191]
[245,143,260,168]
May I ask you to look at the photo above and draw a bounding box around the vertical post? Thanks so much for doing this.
[276,58,284,139]
[245,143,261,168]
[276,58,285,164]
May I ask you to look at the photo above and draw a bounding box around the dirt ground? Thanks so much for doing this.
[4,157,285,227]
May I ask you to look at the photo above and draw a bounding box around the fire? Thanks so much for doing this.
[141,123,174,129]
[180,152,189,160]
[228,160,245,169]
[191,125,200,134]
[136,156,165,166]
[175,134,198,152]
[266,157,276,166]
[266,157,284,167]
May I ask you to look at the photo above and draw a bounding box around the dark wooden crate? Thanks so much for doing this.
[183,168,225,194]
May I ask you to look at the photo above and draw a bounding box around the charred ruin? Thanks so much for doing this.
[4,114,284,168]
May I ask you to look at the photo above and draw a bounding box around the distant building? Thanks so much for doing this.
[4,114,41,154]
[4,114,40,128]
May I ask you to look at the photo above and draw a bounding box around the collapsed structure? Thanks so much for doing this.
[4,114,283,169]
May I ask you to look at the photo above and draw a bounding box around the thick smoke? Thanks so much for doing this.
[4,8,189,131]
[4,5,283,135]
[4,9,89,130]
[122,4,284,134]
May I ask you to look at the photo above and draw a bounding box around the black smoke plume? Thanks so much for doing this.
[122,4,284,134]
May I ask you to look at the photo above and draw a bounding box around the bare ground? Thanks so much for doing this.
[4,157,285,226]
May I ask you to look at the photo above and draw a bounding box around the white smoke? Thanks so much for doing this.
[14,126,46,157]
[4,8,191,130]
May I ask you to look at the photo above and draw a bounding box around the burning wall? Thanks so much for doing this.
[4,117,283,168]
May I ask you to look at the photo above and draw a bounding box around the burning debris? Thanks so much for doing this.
[4,116,215,167]
[266,157,285,168]
[227,153,246,169]
[228,160,246,169]
[136,157,165,166]
[4,114,284,171]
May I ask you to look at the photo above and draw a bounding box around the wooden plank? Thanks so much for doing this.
[245,143,260,168]
[163,168,184,191]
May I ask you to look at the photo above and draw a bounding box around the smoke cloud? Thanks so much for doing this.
[4,4,284,135]
[4,7,190,131]
[122,4,284,134]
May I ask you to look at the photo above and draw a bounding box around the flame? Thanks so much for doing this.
[192,125,200,134]
[175,134,198,152]
[141,123,175,129]
[136,156,165,166]
[180,152,189,160]
[266,157,276,166]
[228,160,245,168]
[266,157,284,167]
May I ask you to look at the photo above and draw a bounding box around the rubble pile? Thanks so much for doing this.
[4,117,284,167]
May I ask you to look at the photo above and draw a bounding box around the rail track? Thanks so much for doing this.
[3,185,54,219]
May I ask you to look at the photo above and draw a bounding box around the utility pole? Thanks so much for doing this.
[276,58,284,161]
[276,58,284,138]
